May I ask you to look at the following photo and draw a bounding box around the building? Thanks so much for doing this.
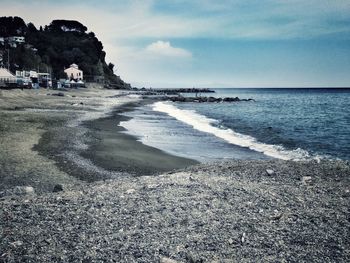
[0,67,17,87]
[7,36,25,43]
[6,36,25,48]
[64,63,83,80]
[15,70,51,88]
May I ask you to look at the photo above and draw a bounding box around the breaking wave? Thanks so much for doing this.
[152,101,314,161]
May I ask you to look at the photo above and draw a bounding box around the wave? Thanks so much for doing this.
[152,101,314,161]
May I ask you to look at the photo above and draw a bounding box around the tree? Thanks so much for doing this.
[108,62,114,72]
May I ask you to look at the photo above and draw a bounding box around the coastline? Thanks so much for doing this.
[0,87,349,262]
[0,86,198,193]
[81,101,199,176]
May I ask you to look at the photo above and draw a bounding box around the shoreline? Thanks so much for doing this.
[80,100,199,176]
[0,87,199,193]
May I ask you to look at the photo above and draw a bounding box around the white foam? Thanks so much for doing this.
[152,101,312,161]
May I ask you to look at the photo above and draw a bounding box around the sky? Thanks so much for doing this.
[1,0,350,88]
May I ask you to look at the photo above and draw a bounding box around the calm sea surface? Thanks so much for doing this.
[121,88,350,161]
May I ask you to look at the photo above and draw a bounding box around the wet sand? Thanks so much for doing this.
[82,102,198,176]
[0,86,197,193]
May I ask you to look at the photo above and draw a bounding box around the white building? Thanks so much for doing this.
[0,68,17,87]
[6,36,25,48]
[64,63,83,80]
[8,36,25,43]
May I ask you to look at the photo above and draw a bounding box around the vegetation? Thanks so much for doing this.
[0,16,130,88]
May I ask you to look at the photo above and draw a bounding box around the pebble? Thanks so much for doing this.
[302,176,312,185]
[266,169,275,176]
[13,186,35,196]
[126,189,136,194]
[160,257,181,263]
[241,232,246,244]
[10,241,23,247]
[53,184,64,192]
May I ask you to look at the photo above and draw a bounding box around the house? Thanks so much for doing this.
[6,36,25,48]
[0,67,17,87]
[15,70,41,89]
[7,36,25,43]
[64,63,83,80]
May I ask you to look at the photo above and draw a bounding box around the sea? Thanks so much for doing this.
[120,88,350,162]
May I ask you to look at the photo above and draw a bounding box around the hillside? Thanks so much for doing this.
[0,16,130,88]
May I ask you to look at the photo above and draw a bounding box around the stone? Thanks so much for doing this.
[13,186,35,196]
[126,189,136,194]
[53,184,64,192]
[160,257,181,263]
[241,232,246,244]
[266,169,275,176]
[302,176,312,185]
[10,241,23,247]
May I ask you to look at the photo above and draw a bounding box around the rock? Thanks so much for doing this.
[342,189,350,198]
[266,169,275,176]
[53,184,64,192]
[13,186,35,196]
[160,257,181,263]
[301,176,312,185]
[126,189,136,194]
[51,92,64,97]
[10,241,23,247]
[270,211,284,220]
[241,232,246,244]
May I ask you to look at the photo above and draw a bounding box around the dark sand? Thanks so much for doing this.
[81,102,199,176]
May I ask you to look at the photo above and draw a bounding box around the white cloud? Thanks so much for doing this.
[145,41,192,58]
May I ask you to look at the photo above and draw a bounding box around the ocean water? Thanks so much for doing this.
[120,88,350,161]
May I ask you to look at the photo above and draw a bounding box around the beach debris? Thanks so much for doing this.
[13,186,35,196]
[301,176,312,185]
[53,184,64,192]
[266,169,275,176]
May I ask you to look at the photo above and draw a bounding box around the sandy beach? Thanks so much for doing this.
[0,86,349,262]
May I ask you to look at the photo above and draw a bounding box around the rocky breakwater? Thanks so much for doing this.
[138,88,215,95]
[159,96,255,103]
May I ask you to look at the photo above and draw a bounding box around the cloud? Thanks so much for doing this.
[145,41,192,58]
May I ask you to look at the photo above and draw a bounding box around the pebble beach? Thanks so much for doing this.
[0,86,349,262]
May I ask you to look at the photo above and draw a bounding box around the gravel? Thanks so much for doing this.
[1,159,349,262]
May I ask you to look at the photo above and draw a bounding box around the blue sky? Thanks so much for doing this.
[1,0,350,87]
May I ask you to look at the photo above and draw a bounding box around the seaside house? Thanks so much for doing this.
[64,63,83,81]
[6,36,25,48]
